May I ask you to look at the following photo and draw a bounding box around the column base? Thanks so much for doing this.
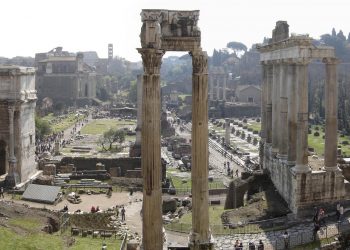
[188,231,214,250]
[292,164,310,173]
[286,161,296,167]
[277,153,287,161]
[324,166,338,172]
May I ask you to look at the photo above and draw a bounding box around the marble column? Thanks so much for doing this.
[209,77,214,101]
[272,63,280,154]
[7,103,18,186]
[135,74,142,146]
[138,48,164,250]
[294,62,310,173]
[216,78,220,100]
[225,118,230,146]
[287,63,297,165]
[223,75,227,101]
[260,63,268,140]
[279,63,288,158]
[266,64,273,144]
[260,63,268,166]
[324,58,338,170]
[190,50,213,249]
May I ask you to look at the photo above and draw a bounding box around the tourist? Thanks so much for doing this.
[336,203,341,221]
[91,206,96,213]
[318,208,325,226]
[121,206,126,221]
[282,231,289,249]
[0,187,4,198]
[63,204,68,212]
[257,240,264,250]
[96,206,100,212]
[248,242,256,250]
[234,240,240,250]
[115,206,119,217]
[239,242,243,249]
[236,169,239,177]
[339,206,344,222]
[313,221,320,240]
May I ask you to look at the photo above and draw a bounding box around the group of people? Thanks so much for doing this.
[115,206,126,221]
[224,161,239,178]
[234,239,264,249]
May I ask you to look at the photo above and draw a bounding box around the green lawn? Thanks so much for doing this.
[0,216,122,250]
[168,174,226,190]
[43,113,86,133]
[81,119,135,135]
[247,122,261,132]
[308,125,350,156]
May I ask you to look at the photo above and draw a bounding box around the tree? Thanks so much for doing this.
[337,30,346,41]
[99,128,126,151]
[35,115,52,139]
[128,80,137,103]
[226,41,247,53]
[332,28,336,37]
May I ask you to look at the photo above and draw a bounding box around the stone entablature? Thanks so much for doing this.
[257,21,345,215]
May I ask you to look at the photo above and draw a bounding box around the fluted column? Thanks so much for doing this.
[223,75,227,101]
[324,58,338,170]
[209,77,214,101]
[216,78,220,100]
[260,63,268,167]
[190,50,213,249]
[135,74,142,146]
[266,64,273,144]
[138,48,164,250]
[8,104,17,173]
[272,63,280,154]
[279,63,288,158]
[287,63,297,165]
[294,62,310,173]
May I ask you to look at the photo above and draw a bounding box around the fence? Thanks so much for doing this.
[120,233,128,250]
[59,211,70,234]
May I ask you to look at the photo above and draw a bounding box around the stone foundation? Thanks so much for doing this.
[264,144,345,216]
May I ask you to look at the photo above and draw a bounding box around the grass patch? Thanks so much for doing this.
[0,225,122,250]
[8,217,42,232]
[247,122,261,132]
[42,113,86,134]
[308,125,350,156]
[169,175,226,190]
[81,119,135,135]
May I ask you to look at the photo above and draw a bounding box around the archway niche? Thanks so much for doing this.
[138,9,213,250]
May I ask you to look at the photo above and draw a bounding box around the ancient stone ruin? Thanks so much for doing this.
[138,9,213,250]
[0,66,37,186]
[257,21,346,216]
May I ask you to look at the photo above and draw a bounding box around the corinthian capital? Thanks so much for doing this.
[190,51,208,74]
[137,48,164,74]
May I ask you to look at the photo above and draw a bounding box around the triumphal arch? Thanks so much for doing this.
[258,22,346,215]
[138,9,213,250]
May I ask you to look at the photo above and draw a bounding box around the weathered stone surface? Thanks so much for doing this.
[162,198,177,214]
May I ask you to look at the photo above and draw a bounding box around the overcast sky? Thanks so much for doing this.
[1,0,349,61]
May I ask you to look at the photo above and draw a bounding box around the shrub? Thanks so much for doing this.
[314,132,320,136]
[342,141,349,145]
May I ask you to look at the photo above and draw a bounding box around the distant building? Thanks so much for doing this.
[235,85,261,105]
[35,47,97,106]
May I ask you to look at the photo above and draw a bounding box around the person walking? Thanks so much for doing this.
[0,187,4,199]
[282,231,290,249]
[257,240,264,250]
[121,206,126,221]
[339,206,344,222]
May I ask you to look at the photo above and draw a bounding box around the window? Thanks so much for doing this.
[248,97,254,103]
